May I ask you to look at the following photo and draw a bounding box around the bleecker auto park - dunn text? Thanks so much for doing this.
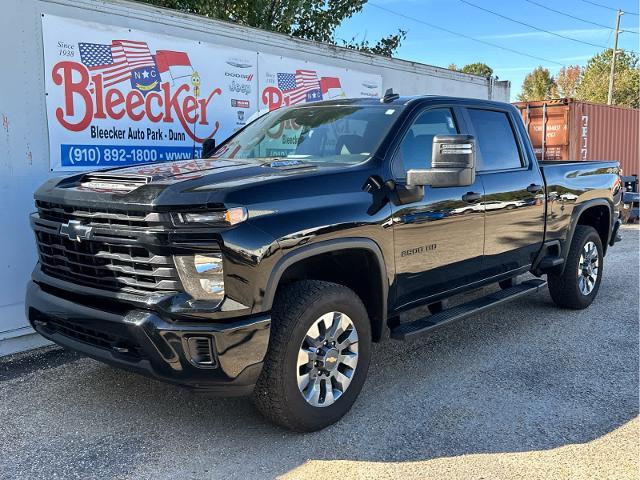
[90,126,186,142]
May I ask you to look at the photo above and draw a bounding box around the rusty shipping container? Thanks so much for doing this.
[513,99,640,176]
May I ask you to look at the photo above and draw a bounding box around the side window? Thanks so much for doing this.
[392,108,458,177]
[467,109,523,171]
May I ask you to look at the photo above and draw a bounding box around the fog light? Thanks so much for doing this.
[199,278,224,294]
[174,253,225,302]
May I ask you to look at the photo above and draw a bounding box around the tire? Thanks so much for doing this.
[253,280,372,432]
[548,225,603,309]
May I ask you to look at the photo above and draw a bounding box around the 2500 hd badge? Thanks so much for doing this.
[401,244,437,257]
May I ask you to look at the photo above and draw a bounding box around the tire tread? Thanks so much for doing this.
[253,280,367,431]
[548,225,602,310]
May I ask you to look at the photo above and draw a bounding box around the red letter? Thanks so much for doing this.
[92,74,106,119]
[145,91,163,122]
[52,61,93,132]
[182,96,198,124]
[162,82,189,122]
[105,89,125,120]
[197,88,222,126]
[197,98,209,125]
[262,86,283,111]
[126,90,145,121]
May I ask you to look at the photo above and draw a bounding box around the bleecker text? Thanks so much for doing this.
[52,61,222,142]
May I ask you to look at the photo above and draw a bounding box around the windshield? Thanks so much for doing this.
[212,104,404,164]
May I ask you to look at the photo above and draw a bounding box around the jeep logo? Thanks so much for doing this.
[59,220,93,242]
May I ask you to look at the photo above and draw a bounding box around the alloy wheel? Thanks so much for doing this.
[577,240,599,295]
[296,312,359,407]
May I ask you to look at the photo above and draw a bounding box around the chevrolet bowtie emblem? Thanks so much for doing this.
[326,357,337,363]
[59,220,93,242]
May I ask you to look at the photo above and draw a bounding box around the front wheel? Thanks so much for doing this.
[253,280,371,432]
[548,225,603,309]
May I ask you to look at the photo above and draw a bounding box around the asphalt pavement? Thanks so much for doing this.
[1,226,638,480]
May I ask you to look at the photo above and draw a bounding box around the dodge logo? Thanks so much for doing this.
[59,220,93,242]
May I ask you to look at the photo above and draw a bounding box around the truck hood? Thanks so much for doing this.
[35,157,331,210]
[88,158,259,183]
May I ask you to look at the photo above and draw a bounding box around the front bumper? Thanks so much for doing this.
[26,281,270,395]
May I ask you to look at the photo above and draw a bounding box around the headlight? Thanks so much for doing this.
[174,207,247,226]
[174,253,224,302]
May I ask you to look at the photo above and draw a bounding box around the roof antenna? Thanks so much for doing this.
[381,88,400,103]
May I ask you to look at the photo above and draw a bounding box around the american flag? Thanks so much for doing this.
[79,40,156,87]
[277,70,322,105]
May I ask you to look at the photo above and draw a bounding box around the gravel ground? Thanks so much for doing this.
[1,226,638,480]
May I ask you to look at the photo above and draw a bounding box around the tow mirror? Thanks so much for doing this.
[407,134,476,188]
[202,138,216,158]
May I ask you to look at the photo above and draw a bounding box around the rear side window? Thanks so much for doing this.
[467,109,523,171]
[393,108,458,176]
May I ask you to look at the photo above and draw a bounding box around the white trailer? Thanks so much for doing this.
[0,0,510,355]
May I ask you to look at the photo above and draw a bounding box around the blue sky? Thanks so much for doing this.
[335,0,640,100]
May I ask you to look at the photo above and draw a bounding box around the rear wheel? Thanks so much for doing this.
[253,280,371,432]
[548,225,603,309]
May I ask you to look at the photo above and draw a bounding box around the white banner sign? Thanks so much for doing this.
[42,15,383,171]
[42,15,258,170]
[258,53,382,112]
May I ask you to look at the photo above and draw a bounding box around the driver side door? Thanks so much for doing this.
[390,106,485,310]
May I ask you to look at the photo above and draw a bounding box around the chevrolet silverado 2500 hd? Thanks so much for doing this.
[27,94,623,431]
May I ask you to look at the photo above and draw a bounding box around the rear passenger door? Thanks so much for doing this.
[464,107,545,277]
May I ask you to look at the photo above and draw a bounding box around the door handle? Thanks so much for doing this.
[527,184,543,193]
[462,192,482,203]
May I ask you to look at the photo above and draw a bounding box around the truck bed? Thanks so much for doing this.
[539,160,621,244]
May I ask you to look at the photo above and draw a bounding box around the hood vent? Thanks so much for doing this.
[265,159,316,171]
[79,173,151,193]
[267,159,304,168]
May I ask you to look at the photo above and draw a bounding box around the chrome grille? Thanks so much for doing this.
[33,202,180,296]
[36,201,163,228]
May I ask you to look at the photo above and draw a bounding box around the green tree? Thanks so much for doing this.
[340,30,407,57]
[138,0,405,56]
[460,62,493,78]
[553,65,582,98]
[448,62,493,78]
[518,66,556,101]
[575,49,640,108]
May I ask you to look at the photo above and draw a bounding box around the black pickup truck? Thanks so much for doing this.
[27,94,623,431]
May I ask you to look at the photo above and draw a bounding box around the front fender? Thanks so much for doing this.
[262,238,388,312]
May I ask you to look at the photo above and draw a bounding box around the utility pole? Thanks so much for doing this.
[607,9,623,105]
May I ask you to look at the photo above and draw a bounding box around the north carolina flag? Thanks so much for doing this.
[155,50,193,81]
[320,76,344,99]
